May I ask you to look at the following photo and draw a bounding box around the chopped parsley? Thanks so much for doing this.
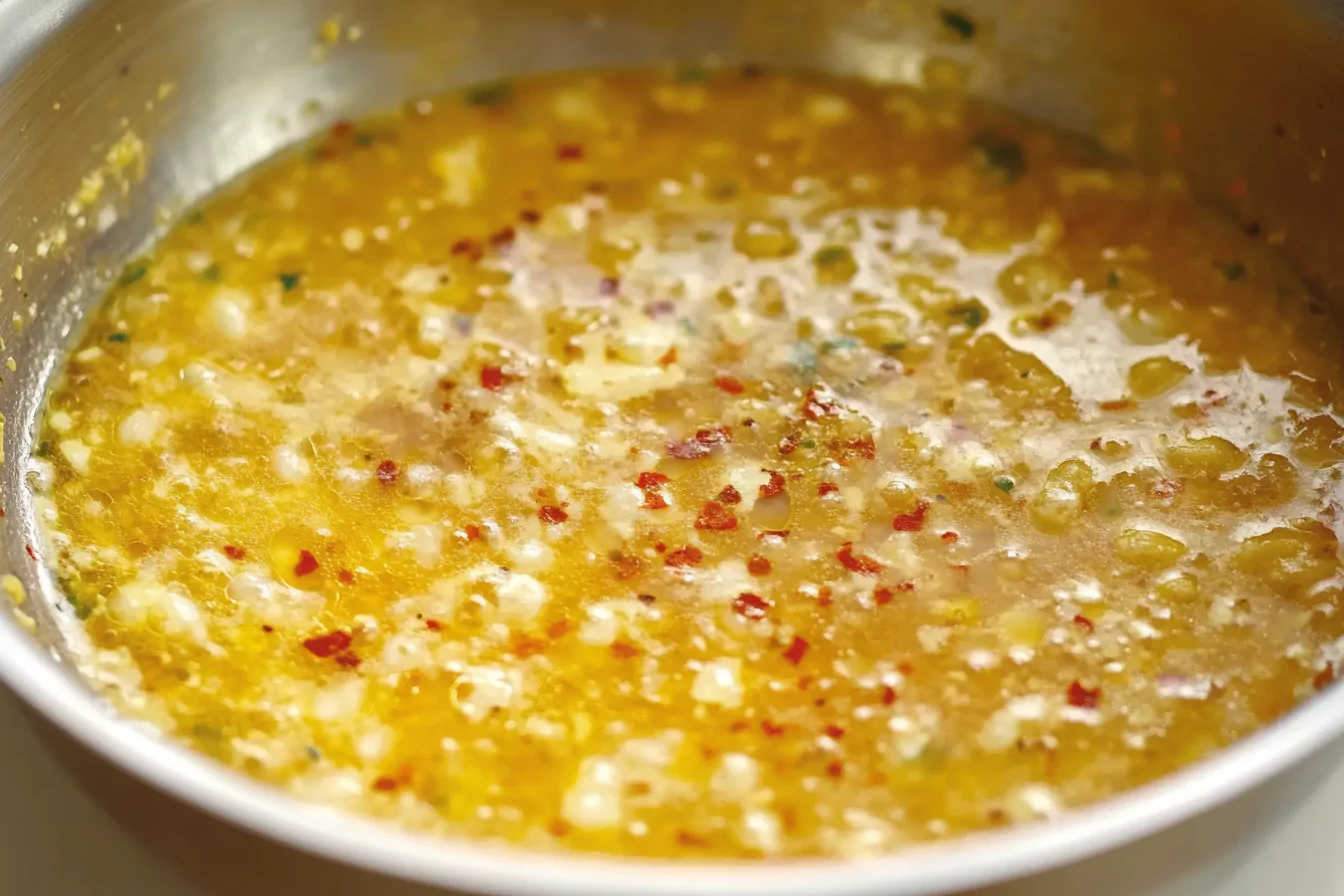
[1105,270,1120,289]
[463,79,512,106]
[939,8,977,40]
[117,262,148,286]
[949,303,986,328]
[279,271,303,292]
[814,246,851,268]
[972,131,1026,184]
[674,64,708,84]
[200,263,221,282]
[106,332,130,343]
[993,477,1015,493]
[1216,260,1247,281]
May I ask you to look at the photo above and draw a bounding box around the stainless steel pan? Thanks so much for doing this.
[3,2,1344,893]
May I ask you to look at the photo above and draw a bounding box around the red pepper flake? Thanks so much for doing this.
[330,119,354,138]
[635,471,670,509]
[801,387,839,420]
[372,776,399,792]
[817,481,839,497]
[664,546,704,568]
[294,550,320,577]
[880,685,898,705]
[1314,663,1335,690]
[489,226,516,247]
[675,830,706,848]
[817,586,834,607]
[1099,399,1136,412]
[24,544,36,561]
[892,500,930,532]
[261,624,274,634]
[783,635,810,665]
[223,544,246,560]
[837,542,882,575]
[831,433,877,464]
[597,276,620,296]
[778,433,801,455]
[513,636,548,658]
[874,587,894,606]
[1073,614,1095,634]
[519,208,541,224]
[1067,680,1102,709]
[548,818,572,838]
[637,593,657,605]
[824,724,846,740]
[556,143,584,161]
[759,469,786,499]
[376,459,400,485]
[538,504,569,524]
[825,760,845,778]
[717,484,742,505]
[714,375,745,395]
[897,661,915,675]
[658,346,678,367]
[940,531,959,544]
[667,425,732,460]
[654,542,667,553]
[747,554,772,576]
[425,619,443,632]
[761,719,787,737]
[612,552,644,580]
[732,592,772,620]
[611,641,640,659]
[336,568,355,585]
[334,652,362,669]
[303,629,351,658]
[450,237,483,261]
[1150,477,1185,500]
[695,500,738,531]
[480,365,506,390]
[546,619,571,639]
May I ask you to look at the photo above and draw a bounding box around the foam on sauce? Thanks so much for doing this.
[33,67,1344,857]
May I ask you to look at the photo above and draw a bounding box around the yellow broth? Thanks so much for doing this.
[32,67,1344,858]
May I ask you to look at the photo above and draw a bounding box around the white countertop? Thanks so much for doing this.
[1,682,1340,896]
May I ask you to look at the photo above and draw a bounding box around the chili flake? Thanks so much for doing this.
[837,542,882,575]
[747,554,772,575]
[223,544,246,560]
[717,485,743,505]
[759,469,786,499]
[893,501,930,531]
[480,365,506,390]
[817,481,839,497]
[668,426,732,460]
[695,500,739,531]
[664,546,704,568]
[1067,681,1102,709]
[538,504,569,524]
[732,592,772,620]
[636,471,671,509]
[783,635,811,665]
[294,550,320,577]
[376,459,400,485]
[303,629,351,658]
[1073,614,1095,634]
[714,375,745,394]
[556,143,584,160]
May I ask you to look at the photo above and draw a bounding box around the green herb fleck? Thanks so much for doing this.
[279,271,303,292]
[278,384,305,405]
[939,8,977,40]
[1216,260,1247,281]
[464,80,513,107]
[793,340,819,376]
[815,246,850,268]
[677,316,698,335]
[675,64,708,84]
[33,440,52,459]
[993,477,1015,493]
[184,209,205,225]
[353,132,377,147]
[1019,369,1032,378]
[106,331,130,343]
[117,262,148,287]
[972,131,1026,184]
[881,341,908,354]
[821,336,859,354]
[200,263,221,283]
[1105,270,1120,289]
[949,303,986,329]
[306,745,322,762]
[799,439,816,449]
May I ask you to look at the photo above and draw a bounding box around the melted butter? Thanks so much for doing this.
[32,67,1344,858]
